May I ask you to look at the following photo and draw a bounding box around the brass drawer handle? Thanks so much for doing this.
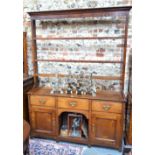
[69,102,77,107]
[39,98,46,104]
[103,105,111,111]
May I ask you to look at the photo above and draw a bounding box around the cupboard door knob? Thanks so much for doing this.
[103,105,111,111]
[39,98,46,104]
[69,102,77,107]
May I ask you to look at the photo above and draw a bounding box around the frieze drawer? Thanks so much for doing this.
[92,100,122,114]
[30,96,56,107]
[58,97,89,111]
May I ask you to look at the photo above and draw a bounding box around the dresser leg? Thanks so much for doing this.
[119,144,123,152]
[56,139,59,143]
[88,144,91,148]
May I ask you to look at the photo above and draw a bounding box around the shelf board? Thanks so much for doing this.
[58,135,88,144]
[35,73,121,80]
[28,6,132,20]
[33,36,123,40]
[28,87,125,102]
[35,59,123,63]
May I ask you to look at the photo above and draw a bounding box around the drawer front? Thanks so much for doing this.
[92,100,122,113]
[30,96,55,107]
[58,97,89,110]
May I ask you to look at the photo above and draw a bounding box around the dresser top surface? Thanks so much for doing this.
[28,87,125,102]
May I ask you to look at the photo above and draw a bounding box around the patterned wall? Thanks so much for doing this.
[23,0,132,95]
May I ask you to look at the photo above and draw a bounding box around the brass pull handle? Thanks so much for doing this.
[103,105,111,111]
[39,98,46,104]
[69,102,77,107]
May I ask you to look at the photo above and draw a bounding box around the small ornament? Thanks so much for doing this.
[76,83,83,95]
[66,83,73,94]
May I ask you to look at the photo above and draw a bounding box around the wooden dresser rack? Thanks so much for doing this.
[27,6,132,150]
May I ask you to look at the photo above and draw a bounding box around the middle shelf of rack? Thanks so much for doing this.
[34,73,122,81]
[35,59,123,63]
[32,36,124,40]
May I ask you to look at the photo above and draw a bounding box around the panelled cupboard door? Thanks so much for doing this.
[91,112,122,148]
[30,107,56,136]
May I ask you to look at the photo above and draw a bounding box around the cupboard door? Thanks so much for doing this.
[91,112,122,148]
[30,107,56,136]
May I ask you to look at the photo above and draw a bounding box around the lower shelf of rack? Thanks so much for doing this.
[57,135,88,144]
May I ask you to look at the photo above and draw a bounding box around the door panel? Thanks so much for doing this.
[30,107,56,135]
[95,118,116,140]
[35,112,53,132]
[91,112,122,148]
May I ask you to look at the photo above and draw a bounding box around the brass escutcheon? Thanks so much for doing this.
[103,105,111,111]
[69,102,77,107]
[39,98,46,104]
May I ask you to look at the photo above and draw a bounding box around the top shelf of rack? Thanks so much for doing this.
[27,6,132,20]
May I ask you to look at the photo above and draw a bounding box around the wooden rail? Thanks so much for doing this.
[34,74,121,81]
[23,32,28,75]
[28,6,132,20]
[33,36,124,40]
[35,59,123,63]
